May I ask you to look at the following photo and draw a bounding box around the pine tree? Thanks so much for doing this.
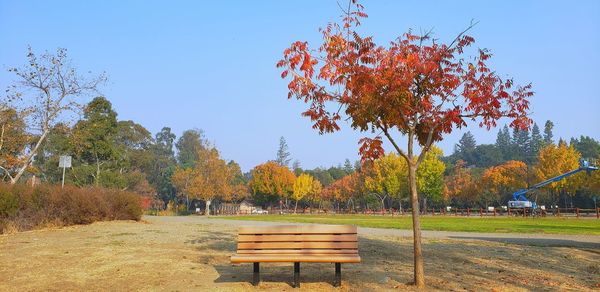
[543,120,554,146]
[343,159,354,174]
[455,131,477,153]
[496,125,511,161]
[529,123,543,163]
[570,136,600,159]
[512,128,530,162]
[276,136,291,167]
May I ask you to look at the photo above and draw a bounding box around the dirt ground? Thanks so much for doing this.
[1,216,599,291]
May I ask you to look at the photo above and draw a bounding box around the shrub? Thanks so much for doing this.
[0,189,19,217]
[0,183,143,234]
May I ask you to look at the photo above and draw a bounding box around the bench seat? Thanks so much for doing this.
[231,254,361,263]
[230,224,360,287]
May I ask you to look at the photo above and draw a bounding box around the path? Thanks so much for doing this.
[196,216,600,249]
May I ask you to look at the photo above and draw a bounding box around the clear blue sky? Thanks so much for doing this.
[1,0,599,171]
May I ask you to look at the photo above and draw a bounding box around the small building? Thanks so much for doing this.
[239,199,257,214]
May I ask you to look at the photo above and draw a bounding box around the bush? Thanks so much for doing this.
[0,183,142,234]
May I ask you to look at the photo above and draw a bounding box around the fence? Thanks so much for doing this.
[216,206,600,218]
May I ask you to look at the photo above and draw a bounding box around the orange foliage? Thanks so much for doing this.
[445,160,478,206]
[481,160,528,205]
[323,172,360,203]
[249,161,295,199]
[277,2,532,162]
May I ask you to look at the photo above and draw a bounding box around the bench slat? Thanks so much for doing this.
[237,249,358,254]
[231,254,361,263]
[238,234,357,242]
[238,225,357,235]
[238,241,357,250]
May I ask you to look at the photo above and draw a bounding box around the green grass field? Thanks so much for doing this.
[218,214,600,235]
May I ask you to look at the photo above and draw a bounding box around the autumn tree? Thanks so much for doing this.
[416,146,446,211]
[277,1,532,286]
[249,161,295,208]
[533,143,583,206]
[173,146,231,216]
[5,47,106,184]
[0,107,28,181]
[363,153,407,212]
[309,179,323,208]
[292,173,315,213]
[323,172,360,211]
[225,161,249,203]
[445,160,479,207]
[172,167,194,209]
[481,160,528,206]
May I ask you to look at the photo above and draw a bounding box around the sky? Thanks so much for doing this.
[1,0,599,171]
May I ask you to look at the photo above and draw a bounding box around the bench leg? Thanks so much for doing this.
[252,262,260,286]
[334,263,341,287]
[293,262,300,288]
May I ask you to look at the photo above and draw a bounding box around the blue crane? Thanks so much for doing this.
[508,159,598,209]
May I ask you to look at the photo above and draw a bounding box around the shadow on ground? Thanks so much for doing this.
[448,235,600,249]
[183,230,600,291]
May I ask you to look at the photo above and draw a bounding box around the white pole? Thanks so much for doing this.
[62,166,66,188]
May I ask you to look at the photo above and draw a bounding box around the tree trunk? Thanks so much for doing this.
[205,200,211,216]
[408,163,425,287]
[294,200,298,214]
[399,198,402,215]
[95,158,101,187]
[11,129,49,184]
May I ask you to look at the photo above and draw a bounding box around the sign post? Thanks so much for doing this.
[59,155,72,188]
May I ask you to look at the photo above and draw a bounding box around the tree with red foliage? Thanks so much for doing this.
[277,1,533,287]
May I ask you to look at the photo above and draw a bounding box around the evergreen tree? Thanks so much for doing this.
[529,123,543,163]
[149,127,177,205]
[470,144,503,168]
[176,129,205,168]
[343,158,354,174]
[512,128,530,162]
[156,127,176,157]
[72,96,119,186]
[570,136,600,159]
[495,125,511,160]
[275,136,291,167]
[455,131,477,154]
[543,120,554,146]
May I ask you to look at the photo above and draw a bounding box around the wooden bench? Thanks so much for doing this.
[230,225,361,287]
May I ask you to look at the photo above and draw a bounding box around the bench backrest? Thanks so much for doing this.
[236,225,358,255]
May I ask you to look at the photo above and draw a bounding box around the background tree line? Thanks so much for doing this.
[2,48,599,214]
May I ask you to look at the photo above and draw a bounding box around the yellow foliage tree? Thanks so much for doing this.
[292,173,314,213]
[481,160,528,206]
[416,146,446,211]
[363,153,407,211]
[533,143,582,205]
[249,161,295,208]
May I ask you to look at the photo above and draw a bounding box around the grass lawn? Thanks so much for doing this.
[218,214,600,235]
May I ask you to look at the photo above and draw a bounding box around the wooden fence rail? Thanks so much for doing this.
[214,207,600,218]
